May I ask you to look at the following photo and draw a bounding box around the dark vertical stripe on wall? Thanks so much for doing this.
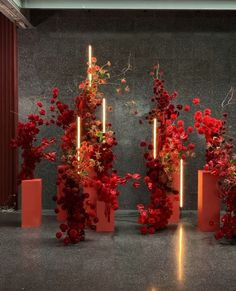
[0,13,18,207]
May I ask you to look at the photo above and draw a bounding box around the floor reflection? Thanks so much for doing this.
[177,224,184,283]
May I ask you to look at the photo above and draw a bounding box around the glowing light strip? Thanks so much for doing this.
[88,45,92,87]
[153,118,157,159]
[102,98,106,133]
[77,116,81,161]
[180,159,184,208]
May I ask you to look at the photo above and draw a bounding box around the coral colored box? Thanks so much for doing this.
[172,171,180,193]
[198,170,220,232]
[96,201,115,232]
[83,168,98,211]
[168,194,180,224]
[21,179,42,228]
[57,165,67,222]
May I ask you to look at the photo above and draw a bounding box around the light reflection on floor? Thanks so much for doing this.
[177,224,184,283]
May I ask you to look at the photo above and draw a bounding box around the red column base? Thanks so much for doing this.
[198,170,220,232]
[57,165,67,222]
[21,179,42,228]
[96,201,115,232]
[168,194,180,224]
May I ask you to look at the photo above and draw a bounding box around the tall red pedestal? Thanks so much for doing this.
[198,170,220,232]
[96,201,115,232]
[57,165,67,222]
[21,179,42,228]
[83,169,97,214]
[168,194,180,224]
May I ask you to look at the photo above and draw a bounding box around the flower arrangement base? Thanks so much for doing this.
[21,179,42,228]
[57,165,67,222]
[96,201,115,232]
[198,170,220,232]
[168,194,180,224]
[83,169,98,212]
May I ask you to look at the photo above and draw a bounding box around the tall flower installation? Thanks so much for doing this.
[194,107,236,241]
[137,67,195,235]
[52,55,139,245]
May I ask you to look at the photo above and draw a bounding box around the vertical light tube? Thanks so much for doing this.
[77,116,81,161]
[180,159,184,208]
[153,118,157,159]
[88,45,92,87]
[102,98,106,133]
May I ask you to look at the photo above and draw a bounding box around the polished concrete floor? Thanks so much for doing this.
[0,210,235,291]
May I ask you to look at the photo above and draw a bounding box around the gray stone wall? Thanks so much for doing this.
[18,10,236,209]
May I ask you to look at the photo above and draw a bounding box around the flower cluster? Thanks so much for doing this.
[196,108,236,241]
[11,115,56,183]
[138,67,195,234]
[54,58,139,245]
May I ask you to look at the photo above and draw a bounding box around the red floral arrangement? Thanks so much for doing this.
[137,67,195,235]
[52,58,139,245]
[195,106,236,241]
[11,111,56,183]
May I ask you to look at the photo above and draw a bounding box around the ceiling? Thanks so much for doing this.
[1,0,236,29]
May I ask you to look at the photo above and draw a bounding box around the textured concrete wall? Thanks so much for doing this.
[18,10,236,209]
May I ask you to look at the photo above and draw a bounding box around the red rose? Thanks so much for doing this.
[148,227,155,234]
[56,232,62,239]
[140,141,147,147]
[36,101,43,107]
[140,226,148,235]
[188,143,195,150]
[177,120,184,127]
[184,105,190,112]
[204,108,211,116]
[60,223,68,232]
[192,98,200,105]
[133,181,140,188]
[170,114,177,120]
[52,87,59,98]
[187,126,193,133]
[39,109,46,116]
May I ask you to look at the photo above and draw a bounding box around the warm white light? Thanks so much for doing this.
[77,116,81,161]
[153,118,157,159]
[180,159,184,208]
[88,45,92,87]
[102,98,106,133]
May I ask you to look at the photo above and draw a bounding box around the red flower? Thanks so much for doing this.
[184,105,190,112]
[39,109,46,116]
[36,101,43,107]
[188,143,195,150]
[187,126,193,133]
[52,87,59,98]
[177,120,184,127]
[140,141,147,147]
[133,182,140,188]
[56,232,62,239]
[192,98,200,105]
[140,226,148,235]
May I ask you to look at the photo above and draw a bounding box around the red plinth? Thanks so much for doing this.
[83,169,97,213]
[168,194,180,224]
[198,170,220,232]
[57,165,67,222]
[21,179,42,228]
[172,171,180,193]
[96,201,115,232]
